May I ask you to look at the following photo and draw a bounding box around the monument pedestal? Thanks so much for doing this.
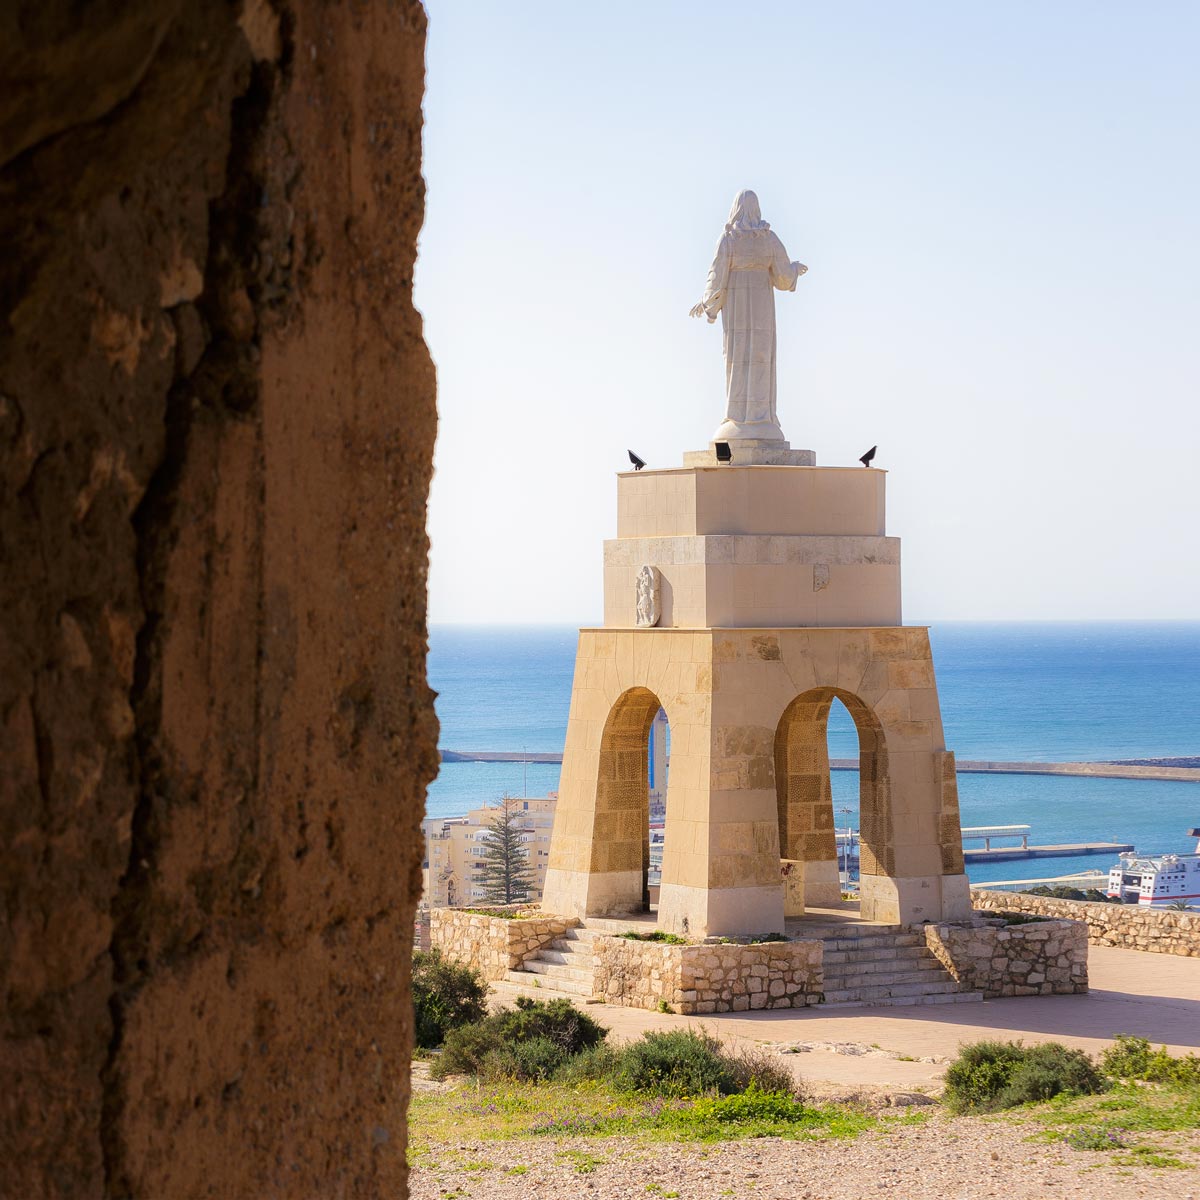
[541,451,971,938]
[683,440,816,468]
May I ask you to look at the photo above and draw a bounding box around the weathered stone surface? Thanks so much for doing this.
[591,936,822,1014]
[1,4,436,1197]
[925,919,1088,998]
[973,890,1200,958]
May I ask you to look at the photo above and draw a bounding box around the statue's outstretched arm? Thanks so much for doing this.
[690,237,730,322]
[769,233,807,292]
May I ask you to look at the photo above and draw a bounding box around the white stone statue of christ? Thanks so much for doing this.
[690,189,807,442]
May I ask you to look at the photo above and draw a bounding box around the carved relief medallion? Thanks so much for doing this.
[635,565,661,627]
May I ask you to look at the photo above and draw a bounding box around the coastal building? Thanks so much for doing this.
[421,795,557,907]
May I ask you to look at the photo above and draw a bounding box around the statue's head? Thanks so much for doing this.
[726,189,769,234]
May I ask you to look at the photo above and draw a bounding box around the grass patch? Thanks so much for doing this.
[1002,1077,1200,1169]
[620,930,690,944]
[559,1149,605,1174]
[460,907,539,920]
[409,1079,878,1150]
[1111,1146,1188,1169]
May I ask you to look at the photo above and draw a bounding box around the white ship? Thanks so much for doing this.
[1107,828,1200,907]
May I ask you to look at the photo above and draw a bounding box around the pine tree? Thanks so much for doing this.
[477,795,536,905]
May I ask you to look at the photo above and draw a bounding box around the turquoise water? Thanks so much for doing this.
[427,622,1200,882]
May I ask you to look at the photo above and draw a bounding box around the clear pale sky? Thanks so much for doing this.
[418,2,1199,625]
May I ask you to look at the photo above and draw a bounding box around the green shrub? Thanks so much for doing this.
[607,1029,735,1098]
[724,1044,805,1100]
[993,911,1047,926]
[432,996,608,1079]
[553,1041,620,1086]
[433,1021,504,1078]
[411,949,489,1050]
[481,1036,570,1082]
[1003,1044,1107,1107]
[1101,1035,1200,1086]
[497,995,607,1053]
[943,1041,1026,1112]
[943,1040,1107,1113]
[689,1081,811,1124]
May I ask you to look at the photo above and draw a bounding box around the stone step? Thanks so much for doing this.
[540,945,594,964]
[576,917,659,934]
[821,979,962,1004]
[519,959,592,983]
[558,926,601,942]
[823,964,948,987]
[793,924,905,940]
[821,946,933,965]
[822,934,923,952]
[821,991,983,1009]
[825,955,945,974]
[503,969,593,997]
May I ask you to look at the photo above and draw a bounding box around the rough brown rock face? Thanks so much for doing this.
[0,3,437,1197]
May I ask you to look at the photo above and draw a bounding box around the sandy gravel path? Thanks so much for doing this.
[408,1112,1200,1199]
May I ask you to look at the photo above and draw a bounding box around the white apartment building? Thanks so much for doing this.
[421,795,557,907]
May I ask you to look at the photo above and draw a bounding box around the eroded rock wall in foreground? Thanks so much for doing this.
[0,3,437,1196]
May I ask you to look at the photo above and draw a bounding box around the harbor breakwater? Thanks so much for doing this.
[440,749,1200,784]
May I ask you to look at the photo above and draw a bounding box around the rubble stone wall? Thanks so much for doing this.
[593,937,823,1014]
[431,909,580,980]
[972,890,1200,957]
[925,919,1089,997]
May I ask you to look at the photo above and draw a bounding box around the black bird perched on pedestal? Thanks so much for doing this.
[858,445,877,468]
[628,450,646,471]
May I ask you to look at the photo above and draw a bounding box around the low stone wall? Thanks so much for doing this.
[925,918,1088,998]
[972,889,1200,958]
[430,908,579,981]
[593,936,823,1015]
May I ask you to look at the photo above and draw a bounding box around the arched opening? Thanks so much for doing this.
[591,686,668,914]
[774,687,891,915]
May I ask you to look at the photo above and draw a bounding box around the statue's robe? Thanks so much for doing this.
[700,230,803,434]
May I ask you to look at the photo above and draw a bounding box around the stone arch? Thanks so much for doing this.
[774,687,893,908]
[590,685,665,912]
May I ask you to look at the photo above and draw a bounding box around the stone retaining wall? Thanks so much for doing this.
[972,890,1200,958]
[430,908,579,980]
[925,918,1088,998]
[593,936,823,1014]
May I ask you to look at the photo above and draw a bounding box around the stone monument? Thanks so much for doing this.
[541,190,970,937]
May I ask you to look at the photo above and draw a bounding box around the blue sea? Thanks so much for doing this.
[427,622,1200,886]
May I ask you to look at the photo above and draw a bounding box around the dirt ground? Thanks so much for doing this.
[408,944,1200,1198]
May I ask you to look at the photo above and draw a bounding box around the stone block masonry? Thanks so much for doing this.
[431,908,580,981]
[925,918,1088,998]
[973,890,1200,958]
[592,935,823,1014]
